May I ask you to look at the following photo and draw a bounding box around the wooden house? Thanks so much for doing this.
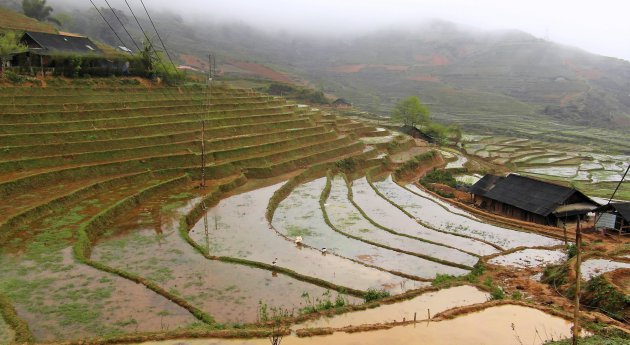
[596,202,630,234]
[470,174,598,226]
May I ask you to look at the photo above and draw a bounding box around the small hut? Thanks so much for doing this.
[470,174,598,226]
[596,202,630,234]
[332,98,352,108]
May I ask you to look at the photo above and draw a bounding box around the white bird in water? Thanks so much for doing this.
[295,236,303,245]
[272,258,278,265]
[321,247,327,254]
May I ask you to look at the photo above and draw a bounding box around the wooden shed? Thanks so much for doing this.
[470,174,598,226]
[596,202,630,234]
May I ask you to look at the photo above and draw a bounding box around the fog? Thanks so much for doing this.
[60,0,630,61]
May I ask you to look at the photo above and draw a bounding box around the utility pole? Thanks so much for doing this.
[572,217,582,345]
[200,119,205,187]
[199,53,214,188]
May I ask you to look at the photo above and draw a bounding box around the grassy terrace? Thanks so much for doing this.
[0,82,394,342]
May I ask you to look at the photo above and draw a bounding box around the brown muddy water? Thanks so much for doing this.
[292,285,489,329]
[138,305,579,345]
[93,185,354,324]
[190,182,414,293]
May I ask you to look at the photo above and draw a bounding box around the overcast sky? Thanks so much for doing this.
[127,0,630,61]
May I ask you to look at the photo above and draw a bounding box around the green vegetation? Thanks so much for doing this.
[582,275,629,320]
[0,31,27,76]
[420,169,457,188]
[391,96,429,127]
[363,288,390,303]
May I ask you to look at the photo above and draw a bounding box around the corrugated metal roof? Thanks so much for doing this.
[23,31,104,56]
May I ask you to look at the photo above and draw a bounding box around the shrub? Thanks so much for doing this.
[432,273,458,287]
[490,286,505,300]
[420,168,457,188]
[4,70,26,84]
[364,288,390,303]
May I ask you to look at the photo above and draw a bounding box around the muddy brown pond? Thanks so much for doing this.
[138,304,580,345]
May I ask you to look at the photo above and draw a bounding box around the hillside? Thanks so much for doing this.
[2,3,630,131]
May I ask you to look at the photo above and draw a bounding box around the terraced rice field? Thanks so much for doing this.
[462,136,629,200]
[0,83,589,344]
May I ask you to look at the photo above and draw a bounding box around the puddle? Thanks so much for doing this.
[326,176,477,269]
[444,153,467,169]
[189,183,412,293]
[139,305,579,345]
[274,178,446,281]
[294,285,488,329]
[352,178,498,256]
[373,177,561,249]
[93,185,358,324]
[489,249,566,268]
[581,259,630,280]
[405,184,479,220]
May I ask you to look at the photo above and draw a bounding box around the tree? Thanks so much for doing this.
[22,0,60,25]
[0,31,28,76]
[391,95,430,127]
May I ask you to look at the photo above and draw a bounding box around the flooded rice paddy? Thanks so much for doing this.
[0,179,196,341]
[489,249,567,268]
[294,285,488,329]
[93,187,352,324]
[140,305,579,345]
[372,176,562,249]
[325,176,477,269]
[580,259,630,280]
[351,178,498,256]
[274,178,442,282]
[190,183,411,293]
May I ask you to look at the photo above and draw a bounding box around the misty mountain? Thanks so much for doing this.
[3,0,630,129]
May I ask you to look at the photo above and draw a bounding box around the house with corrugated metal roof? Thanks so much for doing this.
[470,173,599,226]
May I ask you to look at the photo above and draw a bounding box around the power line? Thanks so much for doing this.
[87,0,126,49]
[103,0,142,52]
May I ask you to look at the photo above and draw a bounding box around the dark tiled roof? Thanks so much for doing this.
[611,202,630,220]
[23,31,103,56]
[481,174,593,217]
[470,174,504,197]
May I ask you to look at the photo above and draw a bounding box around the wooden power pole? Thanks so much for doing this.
[572,217,582,345]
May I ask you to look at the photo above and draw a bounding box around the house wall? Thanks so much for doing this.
[473,194,551,225]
